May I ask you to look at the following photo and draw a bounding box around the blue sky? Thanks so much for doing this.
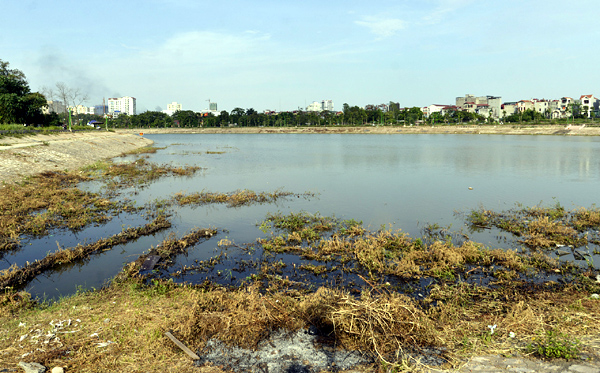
[2,0,598,112]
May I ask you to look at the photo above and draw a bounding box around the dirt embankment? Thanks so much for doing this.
[120,124,600,136]
[0,131,153,186]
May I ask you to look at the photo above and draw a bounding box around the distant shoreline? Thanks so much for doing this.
[117,124,600,136]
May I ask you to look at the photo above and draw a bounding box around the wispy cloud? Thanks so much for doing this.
[355,16,405,38]
[423,0,475,24]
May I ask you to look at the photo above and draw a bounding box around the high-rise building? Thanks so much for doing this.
[306,101,321,111]
[163,102,182,116]
[108,96,136,116]
[307,100,334,112]
[321,100,334,111]
[94,105,108,116]
[209,102,217,111]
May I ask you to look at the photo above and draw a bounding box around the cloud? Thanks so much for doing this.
[134,31,272,68]
[355,16,405,38]
[423,0,475,24]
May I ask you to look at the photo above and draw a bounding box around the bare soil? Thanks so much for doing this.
[0,131,153,186]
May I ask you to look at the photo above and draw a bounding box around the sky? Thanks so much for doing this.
[2,0,599,113]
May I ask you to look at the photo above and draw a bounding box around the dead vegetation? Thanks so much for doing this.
[172,189,305,208]
[121,227,217,280]
[82,158,202,189]
[5,276,597,371]
[465,203,600,249]
[0,171,126,252]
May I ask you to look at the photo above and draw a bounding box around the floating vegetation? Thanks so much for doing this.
[252,212,563,291]
[121,145,165,155]
[0,171,130,252]
[123,227,217,279]
[464,204,600,249]
[82,158,202,189]
[172,189,313,208]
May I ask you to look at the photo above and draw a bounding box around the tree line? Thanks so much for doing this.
[2,58,592,128]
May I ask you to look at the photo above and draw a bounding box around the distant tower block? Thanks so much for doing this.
[209,102,217,111]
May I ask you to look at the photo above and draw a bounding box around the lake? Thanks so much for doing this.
[5,133,600,299]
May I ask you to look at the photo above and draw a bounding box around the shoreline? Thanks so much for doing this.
[118,124,600,136]
[0,131,153,185]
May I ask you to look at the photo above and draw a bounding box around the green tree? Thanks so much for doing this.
[0,59,47,124]
[230,107,245,126]
[173,110,201,127]
[219,110,229,127]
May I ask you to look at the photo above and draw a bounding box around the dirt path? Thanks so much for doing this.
[0,131,153,186]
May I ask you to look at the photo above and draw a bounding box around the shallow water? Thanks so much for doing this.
[5,133,600,299]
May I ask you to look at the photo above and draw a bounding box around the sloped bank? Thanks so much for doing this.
[0,131,153,185]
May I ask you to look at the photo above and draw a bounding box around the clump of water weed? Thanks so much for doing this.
[172,189,307,208]
[124,227,217,279]
[464,203,599,249]
[0,171,128,251]
[82,158,201,189]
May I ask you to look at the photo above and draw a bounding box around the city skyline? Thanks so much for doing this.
[2,0,599,113]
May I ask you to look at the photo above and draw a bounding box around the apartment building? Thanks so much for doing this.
[108,96,136,116]
[163,101,182,116]
[307,100,334,112]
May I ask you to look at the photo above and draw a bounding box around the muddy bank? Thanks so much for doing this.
[117,124,600,136]
[0,131,153,185]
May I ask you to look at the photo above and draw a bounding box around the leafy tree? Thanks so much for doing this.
[219,110,229,126]
[429,112,443,125]
[134,111,173,128]
[173,110,201,127]
[0,59,47,124]
[230,107,245,125]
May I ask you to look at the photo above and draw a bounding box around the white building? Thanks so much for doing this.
[306,101,321,112]
[456,94,502,119]
[108,96,136,116]
[580,95,600,118]
[307,100,334,112]
[163,101,182,116]
[424,104,450,117]
[533,100,550,116]
[70,105,95,115]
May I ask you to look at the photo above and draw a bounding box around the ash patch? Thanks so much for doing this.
[196,328,372,372]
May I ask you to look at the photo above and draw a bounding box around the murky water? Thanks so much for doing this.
[4,133,600,299]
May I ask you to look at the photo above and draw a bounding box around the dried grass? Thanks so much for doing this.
[173,189,297,208]
[0,171,121,250]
